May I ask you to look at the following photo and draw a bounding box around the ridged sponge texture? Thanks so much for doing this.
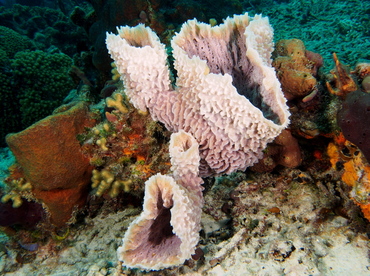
[117,174,201,270]
[117,131,203,270]
[106,25,171,112]
[169,130,203,198]
[106,12,290,176]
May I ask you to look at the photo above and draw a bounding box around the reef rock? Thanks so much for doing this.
[106,13,290,176]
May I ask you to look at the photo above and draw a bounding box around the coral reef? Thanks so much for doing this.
[117,130,203,270]
[325,54,370,163]
[322,53,370,222]
[80,90,171,199]
[327,141,370,221]
[262,0,370,68]
[11,50,75,126]
[272,38,323,101]
[72,0,244,73]
[0,49,76,146]
[0,27,32,145]
[1,1,370,275]
[0,3,104,147]
[5,102,99,227]
[0,4,88,56]
[0,26,32,58]
[2,192,369,275]
[106,13,290,176]
[326,53,357,98]
[251,129,302,172]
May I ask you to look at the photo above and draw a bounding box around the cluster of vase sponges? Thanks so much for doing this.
[107,12,290,270]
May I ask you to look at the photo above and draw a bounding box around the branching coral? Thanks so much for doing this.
[1,176,32,208]
[1,192,23,209]
[105,92,128,114]
[91,169,133,197]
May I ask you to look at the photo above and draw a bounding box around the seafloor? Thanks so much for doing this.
[1,0,370,275]
[1,164,370,275]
